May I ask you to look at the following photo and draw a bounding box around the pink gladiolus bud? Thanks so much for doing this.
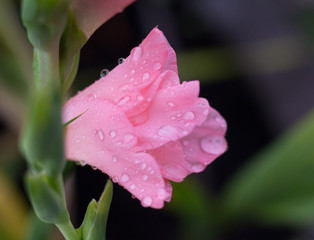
[71,0,135,37]
[63,28,227,208]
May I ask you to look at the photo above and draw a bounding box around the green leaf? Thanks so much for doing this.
[76,200,98,239]
[64,109,88,127]
[59,11,87,95]
[79,180,113,240]
[222,109,314,226]
[25,172,69,224]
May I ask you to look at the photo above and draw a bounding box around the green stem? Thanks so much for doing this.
[33,45,79,240]
[56,220,79,240]
[34,47,60,91]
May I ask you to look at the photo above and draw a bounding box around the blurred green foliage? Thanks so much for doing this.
[0,0,32,98]
[222,109,314,226]
[1,0,314,239]
[168,178,219,240]
[0,172,29,240]
[177,47,238,82]
[169,108,314,239]
[25,214,53,240]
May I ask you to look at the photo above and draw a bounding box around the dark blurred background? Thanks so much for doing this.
[1,0,314,239]
[74,1,314,239]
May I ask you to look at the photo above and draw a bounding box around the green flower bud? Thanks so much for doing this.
[21,0,69,50]
[25,172,69,224]
[20,87,65,177]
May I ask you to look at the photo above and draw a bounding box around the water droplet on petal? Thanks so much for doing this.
[200,136,226,154]
[192,163,204,172]
[91,166,97,170]
[142,72,150,81]
[142,175,148,181]
[167,102,175,107]
[215,116,222,122]
[183,111,195,121]
[112,176,119,183]
[119,84,129,92]
[217,122,227,134]
[130,184,136,190]
[110,130,117,138]
[112,155,118,163]
[157,189,167,199]
[124,133,135,143]
[118,96,130,105]
[100,69,109,77]
[121,173,130,182]
[97,130,104,140]
[203,109,209,116]
[137,95,144,101]
[158,125,178,141]
[142,196,152,207]
[141,163,146,169]
[153,62,161,70]
[130,69,136,74]
[118,58,125,64]
[76,160,86,166]
[87,94,96,101]
[131,47,142,61]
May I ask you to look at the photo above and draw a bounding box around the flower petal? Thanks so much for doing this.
[71,0,135,37]
[63,96,171,208]
[148,141,189,182]
[180,108,228,169]
[63,27,227,209]
[148,108,227,182]
[69,28,177,119]
[133,75,210,150]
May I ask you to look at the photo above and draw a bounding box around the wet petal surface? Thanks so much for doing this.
[63,28,227,209]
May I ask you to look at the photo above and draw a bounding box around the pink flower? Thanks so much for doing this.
[71,0,135,37]
[63,28,227,208]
